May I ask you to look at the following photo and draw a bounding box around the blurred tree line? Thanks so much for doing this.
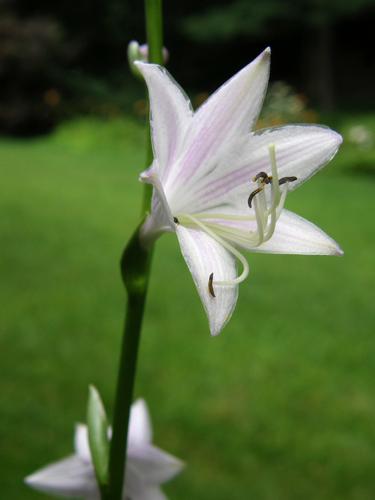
[0,0,373,135]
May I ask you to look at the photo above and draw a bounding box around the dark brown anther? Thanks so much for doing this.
[253,171,269,182]
[278,176,297,186]
[208,273,216,298]
[248,170,278,208]
[248,187,263,208]
[173,216,179,224]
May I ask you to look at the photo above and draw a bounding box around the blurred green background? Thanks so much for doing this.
[1,0,375,499]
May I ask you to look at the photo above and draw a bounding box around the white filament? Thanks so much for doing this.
[179,213,250,288]
[175,144,293,294]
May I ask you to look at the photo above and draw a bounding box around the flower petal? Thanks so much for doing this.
[252,125,342,190]
[166,48,271,200]
[140,162,175,245]
[176,225,239,336]
[25,456,98,498]
[254,209,343,255]
[182,124,342,213]
[125,464,167,500]
[74,424,91,463]
[128,444,184,484]
[128,399,153,446]
[136,62,193,183]
[133,486,167,500]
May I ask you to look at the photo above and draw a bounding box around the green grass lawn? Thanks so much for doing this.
[1,114,375,499]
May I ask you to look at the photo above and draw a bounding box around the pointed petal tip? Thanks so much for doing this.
[240,47,270,77]
[24,474,34,486]
[324,128,343,156]
[326,237,344,257]
[256,47,271,64]
[160,451,186,475]
[24,471,48,490]
[326,128,343,148]
[133,397,146,406]
[139,170,148,182]
[335,130,343,148]
[334,245,344,257]
[24,471,49,489]
[207,283,239,337]
[209,327,221,337]
[139,165,156,184]
[253,47,271,64]
[209,316,226,336]
[207,301,226,337]
[132,398,150,421]
[173,458,186,476]
[133,60,160,74]
[129,397,153,444]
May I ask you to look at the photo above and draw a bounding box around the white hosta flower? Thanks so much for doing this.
[136,48,343,336]
[25,399,184,500]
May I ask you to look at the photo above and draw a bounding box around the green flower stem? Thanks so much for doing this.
[142,0,163,213]
[106,230,152,500]
[145,0,164,65]
[105,1,163,499]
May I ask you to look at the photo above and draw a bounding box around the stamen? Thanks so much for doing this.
[248,166,274,208]
[263,180,278,241]
[208,273,215,297]
[248,187,264,208]
[252,171,271,183]
[276,187,288,218]
[248,144,297,244]
[279,176,297,186]
[192,212,257,221]
[201,221,261,247]
[175,143,298,296]
[179,214,250,295]
[268,144,279,185]
[253,194,265,245]
[261,144,279,241]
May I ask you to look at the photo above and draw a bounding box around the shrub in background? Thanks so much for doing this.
[0,15,68,136]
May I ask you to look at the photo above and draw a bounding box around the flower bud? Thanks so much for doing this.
[127,40,169,78]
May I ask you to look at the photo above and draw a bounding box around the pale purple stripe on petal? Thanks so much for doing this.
[184,125,341,211]
[166,49,271,190]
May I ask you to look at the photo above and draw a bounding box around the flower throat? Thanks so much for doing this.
[175,144,297,297]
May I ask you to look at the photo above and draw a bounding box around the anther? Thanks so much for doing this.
[253,171,269,182]
[173,216,179,224]
[249,170,275,207]
[208,273,216,298]
[278,176,297,186]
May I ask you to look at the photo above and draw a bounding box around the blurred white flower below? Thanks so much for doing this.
[25,399,184,500]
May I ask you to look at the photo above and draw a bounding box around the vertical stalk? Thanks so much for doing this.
[142,0,163,213]
[145,0,164,65]
[105,1,163,499]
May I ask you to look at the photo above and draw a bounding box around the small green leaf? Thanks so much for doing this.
[87,385,109,487]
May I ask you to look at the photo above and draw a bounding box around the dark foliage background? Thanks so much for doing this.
[0,0,374,132]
